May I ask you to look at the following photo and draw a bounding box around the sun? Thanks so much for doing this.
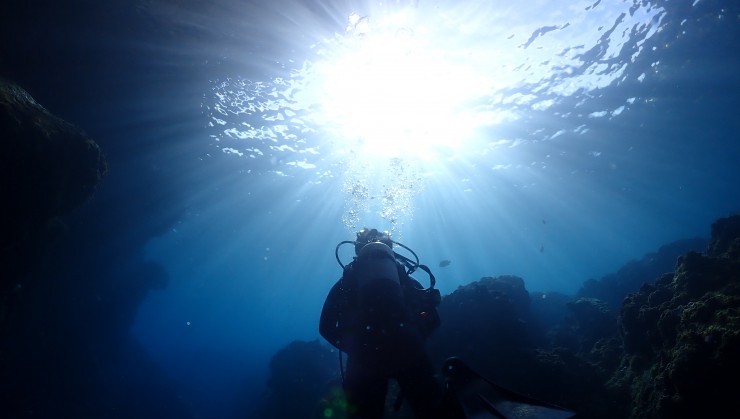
[311,9,494,159]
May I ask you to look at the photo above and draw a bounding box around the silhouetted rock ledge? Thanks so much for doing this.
[1,78,107,281]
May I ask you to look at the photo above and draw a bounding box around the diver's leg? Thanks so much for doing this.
[395,353,444,418]
[344,355,388,418]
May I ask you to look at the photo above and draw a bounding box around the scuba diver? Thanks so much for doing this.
[320,228,576,419]
[319,228,443,418]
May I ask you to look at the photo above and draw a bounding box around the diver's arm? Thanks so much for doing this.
[319,279,345,350]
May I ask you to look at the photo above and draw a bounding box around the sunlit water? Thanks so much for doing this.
[204,0,666,233]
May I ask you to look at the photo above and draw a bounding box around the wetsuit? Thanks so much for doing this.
[319,260,442,418]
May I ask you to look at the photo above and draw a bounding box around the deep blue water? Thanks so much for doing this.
[2,0,739,417]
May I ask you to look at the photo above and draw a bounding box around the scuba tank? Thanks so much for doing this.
[354,241,401,289]
[352,241,406,329]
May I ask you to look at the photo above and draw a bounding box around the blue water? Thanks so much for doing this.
[3,0,739,417]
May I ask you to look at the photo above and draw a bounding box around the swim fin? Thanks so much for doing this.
[442,357,576,419]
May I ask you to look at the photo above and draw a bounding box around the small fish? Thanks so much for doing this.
[439,260,451,268]
[540,245,544,253]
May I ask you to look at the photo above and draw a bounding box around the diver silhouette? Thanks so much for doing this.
[319,228,442,418]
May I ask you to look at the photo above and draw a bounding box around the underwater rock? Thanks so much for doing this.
[429,275,534,363]
[0,78,107,281]
[546,297,619,362]
[577,238,707,311]
[616,215,740,418]
[530,292,572,329]
[706,215,740,258]
[429,276,615,417]
[252,340,339,419]
[526,347,625,418]
[529,291,574,348]
[427,276,538,391]
[567,298,616,342]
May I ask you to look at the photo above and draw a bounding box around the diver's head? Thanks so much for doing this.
[355,228,393,255]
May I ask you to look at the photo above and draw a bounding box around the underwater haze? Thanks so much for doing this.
[2,0,739,418]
